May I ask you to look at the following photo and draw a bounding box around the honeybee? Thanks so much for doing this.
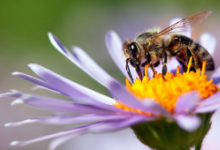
[123,11,214,82]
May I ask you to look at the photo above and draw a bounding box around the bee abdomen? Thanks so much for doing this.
[190,42,215,71]
[180,35,193,46]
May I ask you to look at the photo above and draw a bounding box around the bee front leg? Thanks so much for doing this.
[126,59,134,83]
[135,65,143,81]
[162,51,168,81]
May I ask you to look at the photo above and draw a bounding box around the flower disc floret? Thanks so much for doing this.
[115,60,219,114]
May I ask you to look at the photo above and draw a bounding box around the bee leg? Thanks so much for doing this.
[153,60,160,67]
[135,65,143,81]
[144,51,157,77]
[189,67,196,72]
[150,60,160,76]
[172,45,185,55]
[177,59,187,72]
[150,64,157,77]
[126,59,134,83]
[162,51,168,81]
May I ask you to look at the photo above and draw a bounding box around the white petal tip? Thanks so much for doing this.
[175,115,201,132]
[48,32,54,40]
[106,30,116,36]
[28,64,42,73]
[27,63,36,68]
[10,141,20,146]
[5,123,12,127]
[10,99,23,106]
[4,122,18,127]
[48,32,52,36]
[5,119,37,127]
[11,72,20,75]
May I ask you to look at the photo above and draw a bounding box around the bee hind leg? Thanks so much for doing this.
[174,46,196,73]
[162,51,168,81]
[177,59,187,72]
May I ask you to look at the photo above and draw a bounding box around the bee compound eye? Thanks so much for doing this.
[129,43,138,51]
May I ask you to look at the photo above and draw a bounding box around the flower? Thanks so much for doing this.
[1,19,220,150]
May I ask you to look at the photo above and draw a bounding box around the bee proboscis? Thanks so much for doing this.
[123,11,214,82]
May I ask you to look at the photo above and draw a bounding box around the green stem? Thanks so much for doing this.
[195,141,202,150]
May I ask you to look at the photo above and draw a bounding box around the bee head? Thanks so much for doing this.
[122,41,141,67]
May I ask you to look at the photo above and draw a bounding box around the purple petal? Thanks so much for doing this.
[146,67,154,79]
[5,114,130,127]
[169,17,191,37]
[36,114,130,125]
[105,30,138,81]
[49,32,106,87]
[27,64,123,108]
[48,33,80,67]
[210,65,220,84]
[69,49,150,112]
[5,119,38,127]
[175,91,200,114]
[12,72,58,92]
[88,115,152,133]
[17,64,136,114]
[174,114,201,132]
[6,91,111,114]
[10,124,91,146]
[108,81,160,113]
[142,99,172,118]
[48,32,70,55]
[199,32,216,56]
[72,46,118,87]
[167,58,182,73]
[31,85,60,94]
[49,32,121,88]
[49,133,83,150]
[0,90,22,98]
[194,104,220,113]
[194,91,220,113]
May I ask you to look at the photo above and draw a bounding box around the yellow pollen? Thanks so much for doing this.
[114,60,219,114]
[187,57,193,73]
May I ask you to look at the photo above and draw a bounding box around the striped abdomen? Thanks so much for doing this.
[169,35,214,71]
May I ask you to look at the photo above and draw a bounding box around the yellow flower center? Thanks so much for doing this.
[114,58,219,114]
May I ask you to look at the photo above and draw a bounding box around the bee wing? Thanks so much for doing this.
[152,11,212,38]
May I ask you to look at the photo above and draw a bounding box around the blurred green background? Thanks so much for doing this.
[1,0,220,150]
